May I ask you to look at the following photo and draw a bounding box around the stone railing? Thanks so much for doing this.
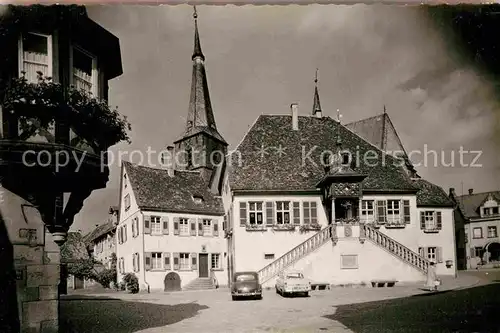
[361,224,429,273]
[258,224,336,284]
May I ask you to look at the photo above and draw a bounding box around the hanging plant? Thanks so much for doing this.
[2,73,131,151]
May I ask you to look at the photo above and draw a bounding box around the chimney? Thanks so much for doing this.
[166,146,175,177]
[468,188,473,195]
[291,103,299,131]
[449,187,456,197]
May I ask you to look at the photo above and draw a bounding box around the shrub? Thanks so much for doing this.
[94,269,116,288]
[123,273,139,294]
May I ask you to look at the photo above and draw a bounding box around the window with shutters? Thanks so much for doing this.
[276,201,291,224]
[488,226,497,238]
[124,194,130,211]
[180,253,190,270]
[151,252,162,270]
[473,227,483,239]
[424,211,436,230]
[248,202,263,225]
[179,218,189,236]
[202,219,212,236]
[211,253,221,269]
[386,200,400,224]
[151,216,161,235]
[19,32,53,83]
[360,200,374,223]
[427,247,436,261]
[303,202,317,224]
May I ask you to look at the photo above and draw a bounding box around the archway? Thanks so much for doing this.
[485,242,500,263]
[164,272,181,292]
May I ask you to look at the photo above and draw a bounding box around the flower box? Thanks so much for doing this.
[299,224,322,232]
[245,224,267,231]
[272,224,296,231]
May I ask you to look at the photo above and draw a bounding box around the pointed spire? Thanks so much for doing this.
[181,6,225,144]
[192,6,205,61]
[312,68,322,117]
[381,105,387,151]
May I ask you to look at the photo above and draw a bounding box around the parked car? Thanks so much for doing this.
[231,271,262,301]
[275,270,311,297]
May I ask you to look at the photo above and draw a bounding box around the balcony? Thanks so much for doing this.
[1,74,131,191]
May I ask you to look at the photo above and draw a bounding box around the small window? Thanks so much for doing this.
[493,207,499,215]
[19,32,52,83]
[488,226,497,238]
[193,195,204,204]
[124,194,130,211]
[151,216,161,235]
[179,218,189,236]
[72,46,98,96]
[248,202,263,225]
[264,253,275,260]
[180,253,190,270]
[151,252,162,270]
[473,227,483,239]
[211,253,220,269]
[341,152,350,165]
[276,201,291,224]
[203,219,212,235]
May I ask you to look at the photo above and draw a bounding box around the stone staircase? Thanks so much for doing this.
[361,224,429,273]
[183,278,216,291]
[258,223,430,285]
[258,224,335,284]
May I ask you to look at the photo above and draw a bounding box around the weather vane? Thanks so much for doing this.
[193,5,198,19]
[315,68,318,84]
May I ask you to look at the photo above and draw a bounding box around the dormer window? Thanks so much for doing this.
[19,32,53,83]
[71,46,98,97]
[341,152,350,165]
[193,195,204,204]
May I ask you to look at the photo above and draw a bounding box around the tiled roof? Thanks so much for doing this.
[61,232,90,263]
[229,115,416,192]
[412,179,454,207]
[228,115,451,207]
[83,222,115,245]
[124,161,224,215]
[455,191,500,218]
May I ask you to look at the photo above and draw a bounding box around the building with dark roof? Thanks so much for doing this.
[116,8,227,292]
[450,188,500,269]
[116,8,457,291]
[84,206,118,269]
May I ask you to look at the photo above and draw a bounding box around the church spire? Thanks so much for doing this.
[312,68,322,118]
[192,6,204,61]
[183,6,222,139]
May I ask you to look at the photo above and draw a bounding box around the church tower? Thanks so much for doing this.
[173,7,228,185]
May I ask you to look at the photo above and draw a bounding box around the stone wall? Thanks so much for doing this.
[2,187,60,333]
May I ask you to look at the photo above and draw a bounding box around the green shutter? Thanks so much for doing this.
[173,217,180,235]
[266,202,274,225]
[173,253,180,270]
[190,218,196,236]
[164,253,171,270]
[198,219,204,236]
[436,212,442,230]
[144,215,151,234]
[420,212,425,229]
[239,202,247,226]
[403,200,411,224]
[191,253,197,270]
[145,252,152,271]
[293,202,300,225]
[162,217,169,235]
[376,201,386,223]
[214,220,219,236]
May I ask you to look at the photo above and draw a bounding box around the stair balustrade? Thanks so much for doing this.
[362,224,429,273]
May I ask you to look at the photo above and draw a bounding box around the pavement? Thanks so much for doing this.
[60,271,488,333]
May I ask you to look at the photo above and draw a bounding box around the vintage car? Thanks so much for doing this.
[275,270,311,297]
[231,271,263,301]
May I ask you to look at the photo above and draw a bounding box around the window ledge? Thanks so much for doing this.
[149,269,166,272]
[385,224,406,229]
[423,230,440,233]
[211,268,224,272]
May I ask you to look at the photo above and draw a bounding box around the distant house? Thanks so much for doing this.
[60,232,97,293]
[84,206,118,269]
[450,188,500,269]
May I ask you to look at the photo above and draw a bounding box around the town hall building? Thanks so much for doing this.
[116,8,457,292]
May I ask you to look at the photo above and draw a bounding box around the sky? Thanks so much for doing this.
[71,4,500,234]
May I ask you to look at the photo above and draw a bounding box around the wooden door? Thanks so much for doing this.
[164,272,181,291]
[199,253,209,278]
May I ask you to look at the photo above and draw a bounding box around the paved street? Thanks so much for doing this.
[60,272,495,333]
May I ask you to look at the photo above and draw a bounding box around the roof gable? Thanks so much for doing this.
[456,191,500,218]
[229,115,415,192]
[124,161,224,215]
